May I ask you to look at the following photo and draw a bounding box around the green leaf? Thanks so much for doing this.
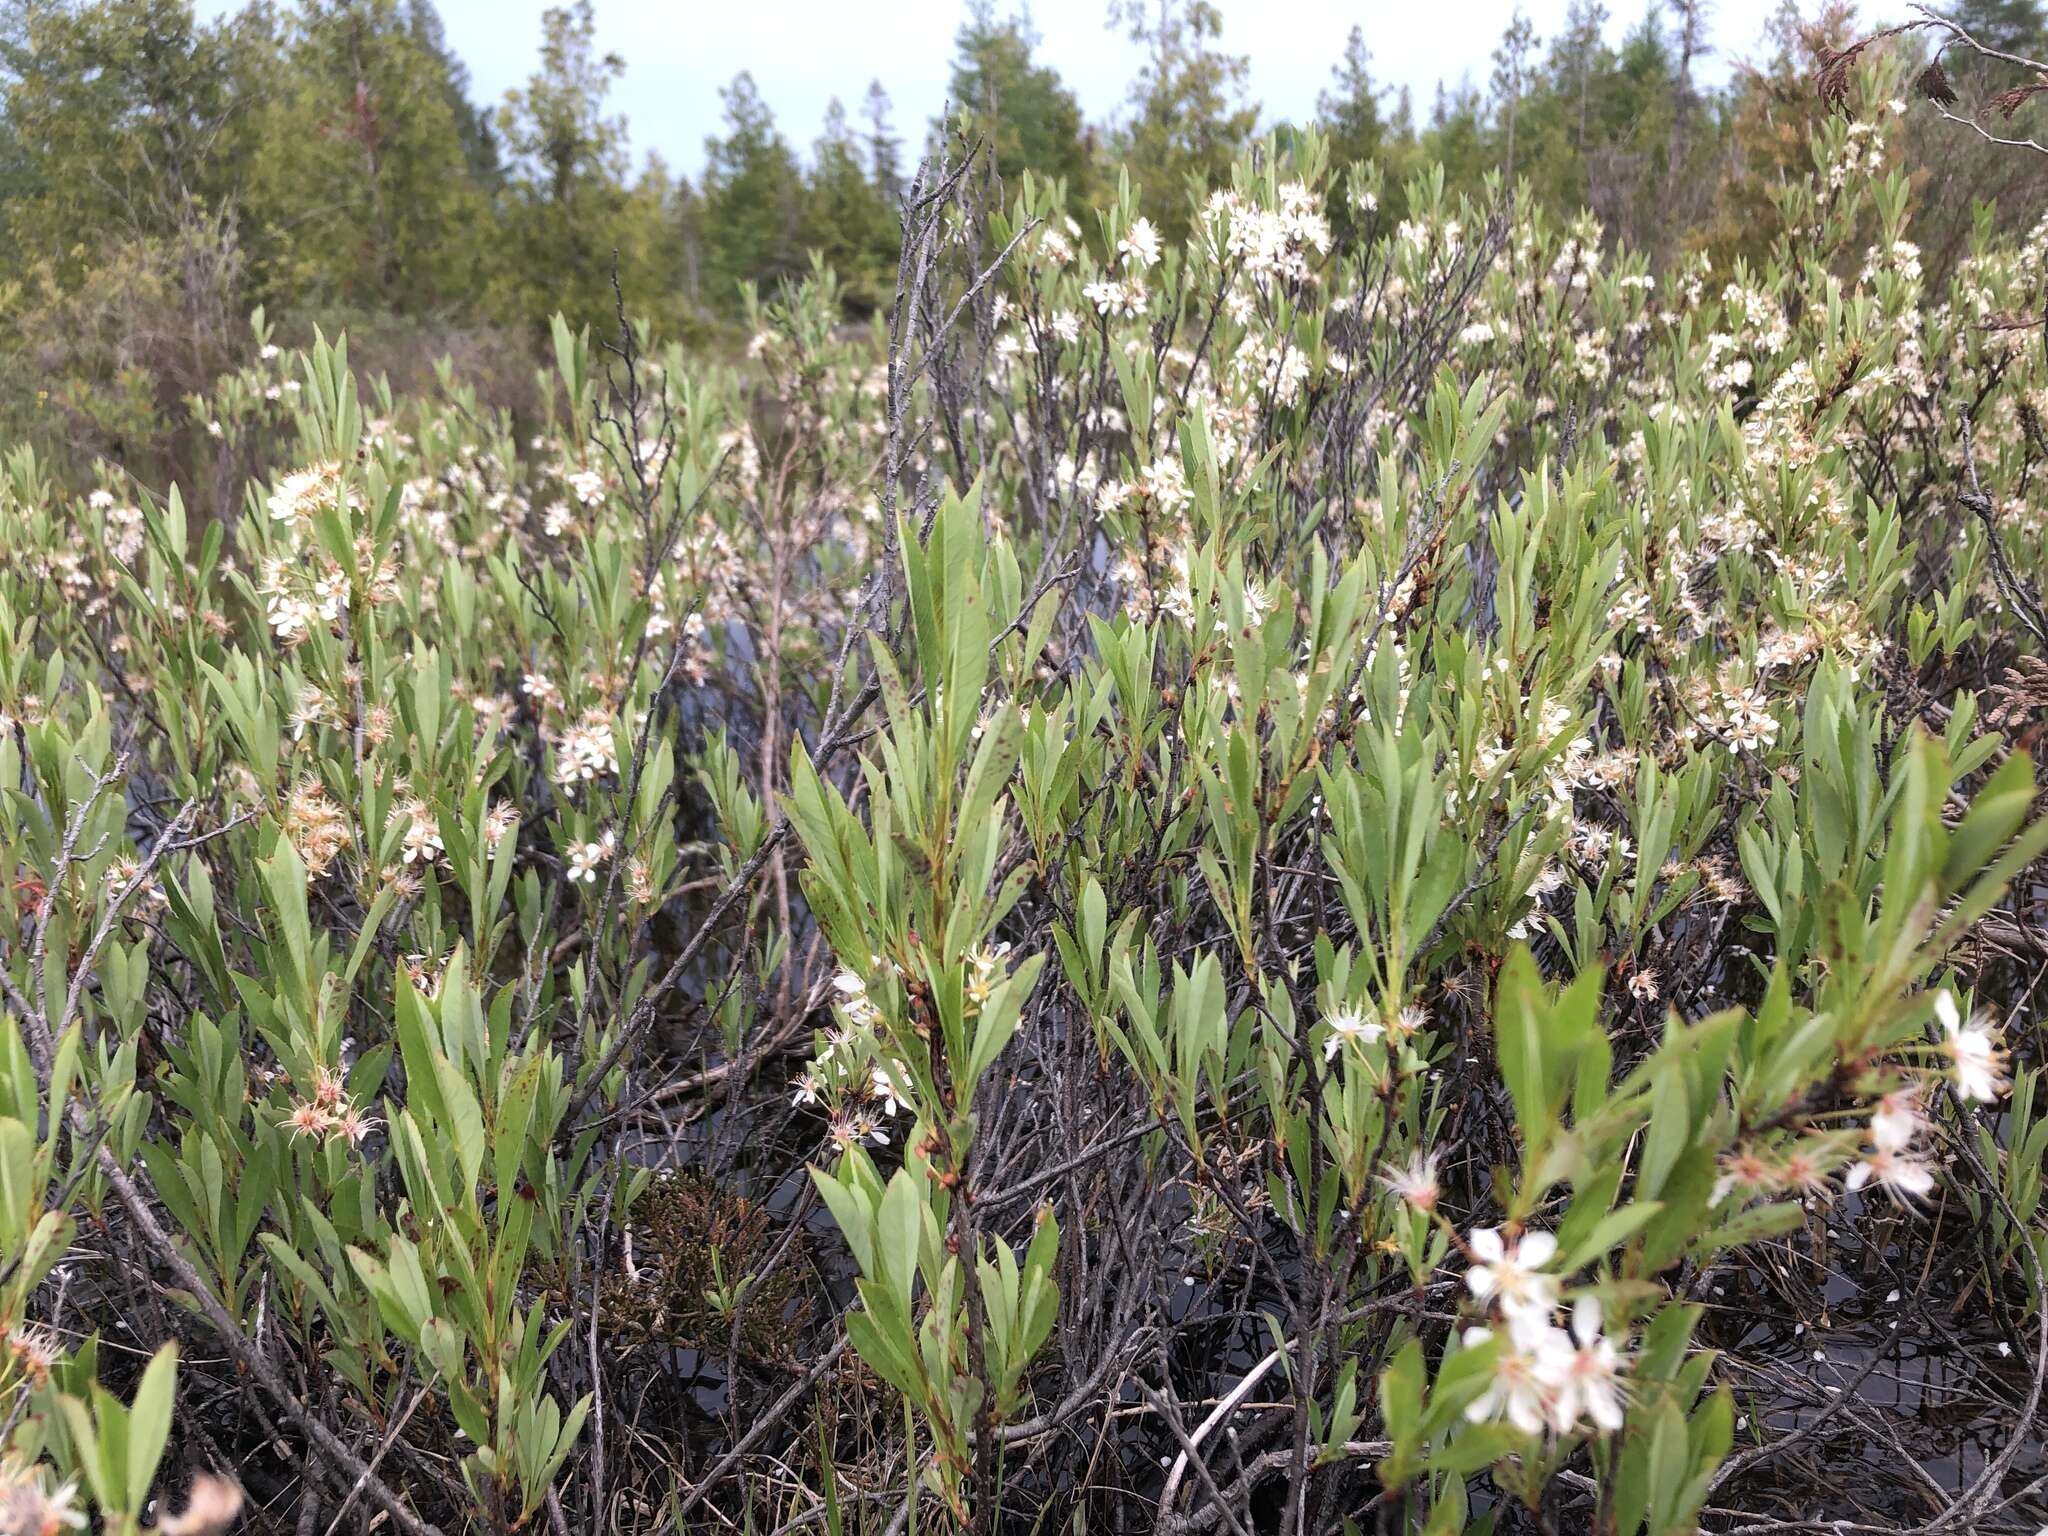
[127,1344,179,1509]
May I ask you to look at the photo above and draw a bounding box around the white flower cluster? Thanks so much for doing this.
[788,966,920,1151]
[1719,989,2010,1210]
[1461,1229,1628,1437]
[87,488,145,565]
[1825,118,1890,190]
[1082,275,1149,319]
[1212,183,1332,287]
[1232,340,1313,406]
[552,712,622,788]
[565,829,615,884]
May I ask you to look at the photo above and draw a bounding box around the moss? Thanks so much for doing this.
[567,1169,810,1365]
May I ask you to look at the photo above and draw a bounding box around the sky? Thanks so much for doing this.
[198,0,1794,178]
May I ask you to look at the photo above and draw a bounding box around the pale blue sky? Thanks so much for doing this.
[198,0,1797,177]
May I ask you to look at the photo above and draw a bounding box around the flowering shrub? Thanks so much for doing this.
[1,73,2046,1536]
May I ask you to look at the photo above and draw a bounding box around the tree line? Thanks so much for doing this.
[1,0,2043,473]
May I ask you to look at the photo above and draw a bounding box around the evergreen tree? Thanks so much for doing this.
[1318,27,1386,169]
[864,79,902,198]
[1108,0,1254,236]
[805,98,897,313]
[495,0,643,330]
[1490,8,1540,188]
[1702,2,1833,270]
[0,0,267,473]
[1318,26,1407,227]
[1421,79,1488,191]
[402,0,501,184]
[0,0,256,276]
[947,2,1095,199]
[1554,0,1610,160]
[1952,0,2047,52]
[700,72,807,309]
[245,0,496,316]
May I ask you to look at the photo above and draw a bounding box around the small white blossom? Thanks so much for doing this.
[1466,1228,1560,1321]
[1462,1325,1551,1435]
[566,839,611,884]
[1935,991,2009,1103]
[1322,1005,1384,1061]
[1845,1147,1936,1205]
[1536,1298,1628,1434]
[1119,216,1163,269]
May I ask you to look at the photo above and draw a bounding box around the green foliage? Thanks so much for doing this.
[2,34,2048,1536]
[948,2,1097,202]
[1109,0,1258,237]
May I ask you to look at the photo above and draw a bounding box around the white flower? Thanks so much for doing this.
[1139,456,1191,515]
[833,968,882,1030]
[870,1063,909,1118]
[268,464,345,523]
[0,1467,86,1536]
[1869,1087,1925,1153]
[566,840,610,884]
[554,718,620,785]
[266,593,314,643]
[1462,1325,1551,1435]
[1322,1005,1384,1061]
[1466,1228,1560,1320]
[398,811,443,866]
[311,568,347,621]
[1845,1147,1936,1205]
[1082,276,1147,318]
[1242,578,1276,625]
[1936,991,2009,1103]
[1724,695,1779,754]
[1536,1298,1628,1433]
[1119,216,1163,269]
[1376,1150,1441,1212]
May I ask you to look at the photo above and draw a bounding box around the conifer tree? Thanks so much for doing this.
[948,2,1096,199]
[1108,0,1254,236]
[701,72,807,309]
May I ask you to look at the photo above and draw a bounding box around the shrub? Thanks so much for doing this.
[0,87,2045,1536]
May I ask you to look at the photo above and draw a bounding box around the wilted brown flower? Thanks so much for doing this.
[283,778,352,880]
[1814,41,1876,115]
[1914,60,1958,106]
[1812,24,1912,115]
[1991,77,2048,119]
[1987,654,2048,728]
